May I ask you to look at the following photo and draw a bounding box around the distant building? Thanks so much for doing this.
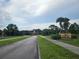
[59,33,71,39]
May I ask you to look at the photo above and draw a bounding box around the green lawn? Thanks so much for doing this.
[37,36,79,59]
[0,36,30,46]
[46,35,79,47]
[60,39,79,47]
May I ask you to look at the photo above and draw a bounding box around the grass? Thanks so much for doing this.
[37,36,79,59]
[60,39,79,47]
[46,35,79,47]
[0,36,29,46]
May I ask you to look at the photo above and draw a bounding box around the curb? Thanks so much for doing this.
[36,39,41,59]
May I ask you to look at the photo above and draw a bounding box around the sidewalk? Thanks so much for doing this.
[41,36,79,55]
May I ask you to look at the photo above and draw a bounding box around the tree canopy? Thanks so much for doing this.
[56,17,70,32]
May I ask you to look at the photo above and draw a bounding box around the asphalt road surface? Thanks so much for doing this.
[0,36,38,59]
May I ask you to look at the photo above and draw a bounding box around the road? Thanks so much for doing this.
[0,36,38,59]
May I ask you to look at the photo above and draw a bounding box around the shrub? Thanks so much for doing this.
[51,34,61,40]
[71,34,77,39]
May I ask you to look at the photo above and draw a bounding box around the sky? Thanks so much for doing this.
[0,0,79,30]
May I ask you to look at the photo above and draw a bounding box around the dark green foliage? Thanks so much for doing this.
[41,25,60,36]
[56,17,70,32]
[71,34,78,39]
[49,25,60,33]
[56,17,65,29]
[6,24,19,36]
[0,30,2,36]
[42,29,51,35]
[51,34,61,40]
[69,23,79,34]
[0,24,33,36]
[32,29,42,35]
[3,28,8,36]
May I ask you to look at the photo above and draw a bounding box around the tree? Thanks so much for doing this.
[42,29,51,35]
[49,25,56,30]
[3,28,8,36]
[56,17,64,30]
[56,17,70,32]
[69,23,79,34]
[33,29,42,35]
[0,30,2,37]
[49,25,60,34]
[6,24,19,36]
[63,18,70,32]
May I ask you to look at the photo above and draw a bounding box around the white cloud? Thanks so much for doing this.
[0,0,64,27]
[11,16,28,24]
[1,0,79,18]
[70,19,79,24]
[20,19,79,30]
[23,19,79,30]
[5,0,65,17]
[0,0,79,30]
[19,22,59,30]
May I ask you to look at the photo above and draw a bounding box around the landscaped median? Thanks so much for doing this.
[0,36,30,46]
[37,36,79,59]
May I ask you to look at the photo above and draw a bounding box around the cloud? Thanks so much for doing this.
[0,0,62,28]
[0,0,79,30]
[21,19,79,30]
[1,0,79,20]
[32,23,59,29]
[19,22,59,30]
[1,0,79,19]
[70,19,79,24]
[5,0,66,17]
[11,16,28,26]
[0,0,10,7]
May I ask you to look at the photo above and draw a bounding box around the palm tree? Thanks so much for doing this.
[56,17,70,32]
[56,17,64,30]
[56,17,70,39]
[63,17,70,32]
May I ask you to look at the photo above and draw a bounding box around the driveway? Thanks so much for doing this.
[0,36,38,59]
